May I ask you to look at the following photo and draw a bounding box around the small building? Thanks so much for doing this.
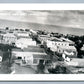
[12,50,50,65]
[15,31,30,38]
[45,37,77,57]
[56,46,77,57]
[38,35,50,45]
[30,29,37,35]
[15,38,36,49]
[2,33,17,44]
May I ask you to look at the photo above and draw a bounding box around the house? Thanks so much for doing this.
[56,45,77,57]
[15,38,36,49]
[2,33,17,44]
[46,37,75,48]
[37,35,50,45]
[15,31,30,38]
[45,37,77,57]
[12,48,50,65]
[30,29,37,35]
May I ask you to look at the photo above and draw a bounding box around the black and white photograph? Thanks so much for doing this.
[0,9,84,75]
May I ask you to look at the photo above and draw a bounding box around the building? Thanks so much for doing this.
[30,29,37,35]
[37,35,50,45]
[2,33,17,44]
[15,38,36,49]
[45,37,77,57]
[15,31,30,38]
[56,45,77,57]
[12,47,50,65]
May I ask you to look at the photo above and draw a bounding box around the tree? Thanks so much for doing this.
[1,44,14,74]
[1,59,11,74]
[75,40,84,58]
[37,60,45,73]
[5,27,9,30]
[25,29,29,32]
[20,29,24,31]
[68,35,84,58]
[15,29,18,31]
[66,35,84,58]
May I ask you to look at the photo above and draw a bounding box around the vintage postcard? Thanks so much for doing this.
[0,4,84,81]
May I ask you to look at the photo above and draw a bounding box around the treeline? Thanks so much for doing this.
[65,35,84,58]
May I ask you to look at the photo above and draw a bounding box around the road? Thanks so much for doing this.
[12,63,37,74]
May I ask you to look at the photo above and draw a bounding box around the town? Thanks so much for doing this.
[0,27,84,74]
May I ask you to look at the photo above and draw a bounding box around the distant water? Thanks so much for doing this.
[0,19,84,36]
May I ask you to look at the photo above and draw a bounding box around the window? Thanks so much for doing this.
[58,43,60,45]
[63,50,64,52]
[17,57,22,59]
[52,42,54,45]
[69,44,74,46]
[33,59,38,64]
[59,50,60,52]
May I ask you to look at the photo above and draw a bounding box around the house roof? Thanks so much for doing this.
[33,54,50,60]
[58,45,76,50]
[60,37,74,43]
[3,33,16,38]
[16,38,32,42]
[12,46,45,53]
[49,37,74,43]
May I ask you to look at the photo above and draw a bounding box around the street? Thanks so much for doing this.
[12,63,37,74]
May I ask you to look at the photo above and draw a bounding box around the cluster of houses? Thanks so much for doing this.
[0,28,51,66]
[0,28,79,68]
[35,32,77,58]
[0,27,84,74]
[0,29,36,46]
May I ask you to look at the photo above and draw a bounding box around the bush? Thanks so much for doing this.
[1,59,12,74]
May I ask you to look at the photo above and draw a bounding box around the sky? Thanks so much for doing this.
[0,10,84,29]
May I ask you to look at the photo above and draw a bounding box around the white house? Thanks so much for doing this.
[15,31,30,38]
[38,35,50,44]
[15,38,36,49]
[30,29,37,35]
[3,33,17,44]
[46,37,77,56]
[12,50,50,65]
[56,45,77,56]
